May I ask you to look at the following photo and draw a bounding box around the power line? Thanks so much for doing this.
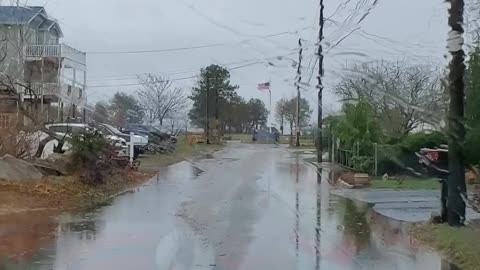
[87,43,226,55]
[88,75,198,88]
[87,49,303,83]
[88,57,269,81]
[86,26,314,55]
[88,61,262,88]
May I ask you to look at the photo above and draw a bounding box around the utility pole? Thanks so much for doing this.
[296,38,303,147]
[206,78,210,144]
[317,0,325,163]
[215,78,220,143]
[446,0,467,226]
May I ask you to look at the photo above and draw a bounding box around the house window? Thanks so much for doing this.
[0,114,10,129]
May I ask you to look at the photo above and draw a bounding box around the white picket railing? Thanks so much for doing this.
[26,83,61,96]
[24,44,86,66]
[25,45,61,58]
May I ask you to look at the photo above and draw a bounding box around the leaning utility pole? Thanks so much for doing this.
[205,78,211,144]
[446,0,467,226]
[295,38,303,147]
[316,0,325,163]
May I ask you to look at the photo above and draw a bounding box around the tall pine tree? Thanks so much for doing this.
[188,65,239,129]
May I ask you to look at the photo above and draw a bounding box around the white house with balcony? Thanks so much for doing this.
[0,6,87,128]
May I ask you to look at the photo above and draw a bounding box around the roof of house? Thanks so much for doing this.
[0,6,45,24]
[0,6,63,37]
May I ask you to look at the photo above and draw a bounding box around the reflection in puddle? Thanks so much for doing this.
[0,211,58,266]
[156,161,205,180]
[321,196,458,269]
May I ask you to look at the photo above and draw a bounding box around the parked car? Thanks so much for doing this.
[122,124,177,143]
[120,124,179,154]
[45,123,128,156]
[90,123,148,158]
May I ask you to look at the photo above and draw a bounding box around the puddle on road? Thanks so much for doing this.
[246,154,459,270]
[0,211,58,266]
[155,161,205,180]
[323,197,458,269]
[203,153,215,160]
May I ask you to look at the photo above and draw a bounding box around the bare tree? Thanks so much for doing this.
[274,98,287,135]
[137,74,187,126]
[335,61,447,138]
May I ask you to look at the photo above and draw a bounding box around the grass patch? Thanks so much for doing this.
[139,137,222,172]
[279,136,290,144]
[413,224,480,270]
[0,170,154,214]
[242,140,277,144]
[289,145,316,149]
[226,134,252,141]
[369,178,440,190]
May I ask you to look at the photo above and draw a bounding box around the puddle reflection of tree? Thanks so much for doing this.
[369,212,418,252]
[59,220,100,241]
[342,200,371,254]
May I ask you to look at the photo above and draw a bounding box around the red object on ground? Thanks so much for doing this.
[426,151,439,161]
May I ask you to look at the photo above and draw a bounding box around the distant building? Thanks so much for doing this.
[0,6,87,130]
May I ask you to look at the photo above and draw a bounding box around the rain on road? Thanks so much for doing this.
[0,143,456,270]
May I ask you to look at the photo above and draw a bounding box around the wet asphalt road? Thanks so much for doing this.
[0,143,456,270]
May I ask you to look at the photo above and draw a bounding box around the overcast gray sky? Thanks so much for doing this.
[24,0,449,119]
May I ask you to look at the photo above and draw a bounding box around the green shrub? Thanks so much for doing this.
[352,156,374,173]
[465,127,480,165]
[375,132,446,175]
[68,130,113,186]
[400,131,447,153]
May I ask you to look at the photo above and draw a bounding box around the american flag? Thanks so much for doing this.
[257,82,270,91]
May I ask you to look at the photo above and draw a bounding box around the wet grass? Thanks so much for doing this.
[139,137,222,172]
[369,178,440,190]
[224,134,291,144]
[290,145,317,149]
[225,134,252,141]
[413,223,480,270]
[0,170,154,215]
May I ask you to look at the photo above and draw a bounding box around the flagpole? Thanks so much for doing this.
[269,80,272,127]
[258,81,272,127]
[269,90,272,112]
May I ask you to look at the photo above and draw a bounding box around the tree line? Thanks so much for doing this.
[92,74,187,130]
[274,97,312,135]
[92,65,270,134]
[188,65,269,134]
